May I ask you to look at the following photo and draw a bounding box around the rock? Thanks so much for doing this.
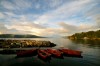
[0,40,56,48]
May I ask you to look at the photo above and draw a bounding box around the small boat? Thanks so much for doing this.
[38,49,51,60]
[46,49,63,58]
[17,49,37,57]
[59,48,82,57]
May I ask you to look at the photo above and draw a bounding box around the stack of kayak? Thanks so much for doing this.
[45,49,63,58]
[16,48,82,60]
[38,49,51,60]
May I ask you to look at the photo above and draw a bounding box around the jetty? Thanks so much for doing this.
[0,40,56,48]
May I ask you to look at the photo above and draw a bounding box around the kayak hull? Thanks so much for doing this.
[17,49,37,57]
[59,49,82,57]
[46,49,63,58]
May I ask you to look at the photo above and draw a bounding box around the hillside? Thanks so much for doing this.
[68,30,100,40]
[0,34,44,38]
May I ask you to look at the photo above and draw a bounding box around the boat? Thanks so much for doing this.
[38,49,51,60]
[17,49,37,57]
[46,49,63,58]
[59,48,82,57]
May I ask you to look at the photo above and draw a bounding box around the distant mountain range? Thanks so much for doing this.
[0,34,45,38]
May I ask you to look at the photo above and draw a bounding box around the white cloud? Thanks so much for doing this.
[1,0,32,10]
[4,12,16,17]
[4,21,47,36]
[31,0,100,36]
[33,0,92,24]
[13,0,32,9]
[0,22,8,34]
[34,14,52,24]
[0,12,6,19]
[58,22,100,35]
[58,22,78,31]
[47,0,63,8]
[1,0,15,10]
[94,14,100,28]
[0,0,99,37]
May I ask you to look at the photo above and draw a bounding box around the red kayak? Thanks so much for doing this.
[39,49,51,56]
[38,49,51,60]
[17,49,37,57]
[46,49,63,58]
[59,49,82,56]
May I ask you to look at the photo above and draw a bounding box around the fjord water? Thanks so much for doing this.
[0,38,100,66]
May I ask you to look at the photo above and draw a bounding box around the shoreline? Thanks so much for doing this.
[68,37,100,40]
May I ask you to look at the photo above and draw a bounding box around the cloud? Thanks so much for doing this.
[3,21,70,36]
[14,0,32,9]
[0,0,100,37]
[31,0,100,36]
[4,12,15,16]
[35,4,40,9]
[1,0,32,10]
[0,32,2,34]
[58,22,79,35]
[6,22,46,29]
[58,22,99,35]
[31,27,68,37]
[1,0,15,10]
[0,22,10,34]
[95,14,100,28]
[33,0,93,24]
[1,25,40,35]
[0,12,6,19]
[46,0,64,8]
[0,22,16,34]
[58,22,78,31]
[4,21,47,36]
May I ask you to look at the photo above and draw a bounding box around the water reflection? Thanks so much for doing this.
[70,39,100,48]
[37,55,51,63]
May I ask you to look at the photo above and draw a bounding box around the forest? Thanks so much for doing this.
[68,30,100,40]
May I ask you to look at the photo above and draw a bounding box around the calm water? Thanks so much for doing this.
[0,38,100,66]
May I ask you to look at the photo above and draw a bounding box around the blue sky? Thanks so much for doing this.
[0,0,100,37]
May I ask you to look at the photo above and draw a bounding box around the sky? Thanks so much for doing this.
[0,0,100,37]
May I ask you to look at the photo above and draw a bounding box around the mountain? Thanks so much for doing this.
[0,34,44,38]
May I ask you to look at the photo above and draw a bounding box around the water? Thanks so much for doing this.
[0,38,100,66]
